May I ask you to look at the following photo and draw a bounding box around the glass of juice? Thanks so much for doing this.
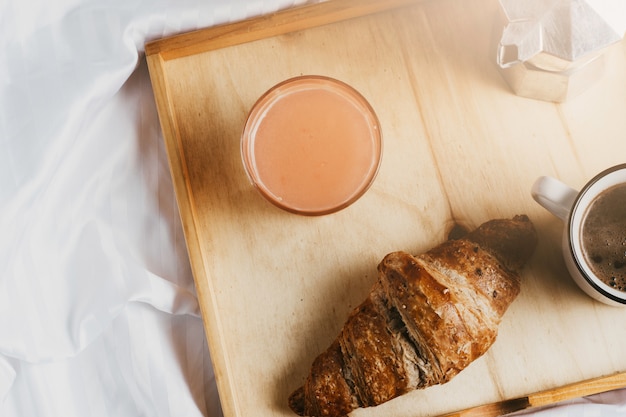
[241,75,382,216]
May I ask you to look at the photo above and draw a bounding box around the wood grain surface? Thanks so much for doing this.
[145,0,626,416]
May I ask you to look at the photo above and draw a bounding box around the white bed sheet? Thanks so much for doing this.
[1,0,626,416]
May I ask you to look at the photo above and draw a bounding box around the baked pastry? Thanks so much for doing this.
[288,215,537,416]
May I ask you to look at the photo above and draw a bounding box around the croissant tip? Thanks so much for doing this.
[512,214,530,222]
[288,386,306,416]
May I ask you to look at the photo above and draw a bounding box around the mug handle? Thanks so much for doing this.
[531,176,578,221]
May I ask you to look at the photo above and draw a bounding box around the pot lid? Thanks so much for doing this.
[498,0,626,71]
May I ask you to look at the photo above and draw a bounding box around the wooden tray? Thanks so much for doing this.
[145,1,626,416]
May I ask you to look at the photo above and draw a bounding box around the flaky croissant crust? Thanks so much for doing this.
[289,215,537,417]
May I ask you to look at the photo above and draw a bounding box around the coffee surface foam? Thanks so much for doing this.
[580,183,626,291]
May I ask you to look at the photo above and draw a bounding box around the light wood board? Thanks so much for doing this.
[145,0,626,416]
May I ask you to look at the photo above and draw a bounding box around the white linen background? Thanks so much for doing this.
[1,0,626,416]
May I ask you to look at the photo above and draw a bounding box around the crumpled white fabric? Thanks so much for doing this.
[0,0,312,416]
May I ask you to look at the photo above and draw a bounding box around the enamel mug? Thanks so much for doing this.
[531,164,626,306]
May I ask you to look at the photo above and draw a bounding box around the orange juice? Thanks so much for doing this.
[241,76,382,215]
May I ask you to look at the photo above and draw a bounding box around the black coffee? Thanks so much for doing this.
[580,183,626,291]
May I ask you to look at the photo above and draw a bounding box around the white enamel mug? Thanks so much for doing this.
[531,164,626,306]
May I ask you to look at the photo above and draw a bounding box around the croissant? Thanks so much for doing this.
[288,215,537,417]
